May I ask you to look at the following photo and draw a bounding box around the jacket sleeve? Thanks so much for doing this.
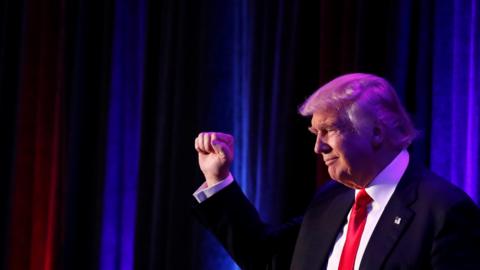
[192,181,302,270]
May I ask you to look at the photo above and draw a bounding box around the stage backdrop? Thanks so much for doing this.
[1,0,479,269]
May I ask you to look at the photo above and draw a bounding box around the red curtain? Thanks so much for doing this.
[8,0,65,269]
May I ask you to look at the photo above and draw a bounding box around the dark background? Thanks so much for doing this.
[1,0,479,269]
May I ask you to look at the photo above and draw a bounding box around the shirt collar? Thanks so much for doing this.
[355,149,410,208]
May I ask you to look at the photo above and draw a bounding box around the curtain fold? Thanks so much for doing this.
[99,0,146,269]
[431,0,480,203]
[63,1,114,269]
[1,0,479,270]
[0,0,23,268]
[7,0,65,268]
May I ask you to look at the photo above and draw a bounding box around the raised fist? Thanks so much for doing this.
[194,132,234,186]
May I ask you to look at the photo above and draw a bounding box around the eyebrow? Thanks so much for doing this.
[308,121,343,133]
[310,122,336,129]
[308,124,332,133]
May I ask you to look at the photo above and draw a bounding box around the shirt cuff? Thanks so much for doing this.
[193,173,234,203]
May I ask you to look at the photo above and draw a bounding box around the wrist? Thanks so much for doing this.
[205,171,231,187]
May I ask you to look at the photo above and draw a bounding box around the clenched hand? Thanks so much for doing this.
[194,132,234,186]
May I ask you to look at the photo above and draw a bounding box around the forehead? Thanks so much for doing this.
[310,110,343,127]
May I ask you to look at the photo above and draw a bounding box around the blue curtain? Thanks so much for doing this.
[100,0,146,269]
[431,0,480,203]
[2,0,479,269]
[199,1,306,268]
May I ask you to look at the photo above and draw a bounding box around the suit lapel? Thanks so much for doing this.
[359,163,420,270]
[291,185,354,270]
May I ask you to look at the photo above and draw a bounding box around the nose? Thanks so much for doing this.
[314,135,332,154]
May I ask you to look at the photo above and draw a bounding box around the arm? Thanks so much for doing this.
[193,180,301,269]
[193,132,301,269]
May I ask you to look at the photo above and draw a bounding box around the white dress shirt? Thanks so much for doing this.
[326,150,409,270]
[193,150,410,270]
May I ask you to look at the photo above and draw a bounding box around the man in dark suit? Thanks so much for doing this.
[192,73,480,270]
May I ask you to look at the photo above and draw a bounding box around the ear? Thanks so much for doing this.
[371,123,384,148]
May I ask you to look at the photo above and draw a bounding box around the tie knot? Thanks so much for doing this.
[354,189,372,209]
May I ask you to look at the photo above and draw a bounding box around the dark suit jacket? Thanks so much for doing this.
[193,163,480,270]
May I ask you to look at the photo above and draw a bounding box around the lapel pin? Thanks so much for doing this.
[394,216,402,225]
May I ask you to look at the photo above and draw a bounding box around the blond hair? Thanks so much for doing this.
[299,73,418,149]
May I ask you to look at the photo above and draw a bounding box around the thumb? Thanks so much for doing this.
[211,140,230,160]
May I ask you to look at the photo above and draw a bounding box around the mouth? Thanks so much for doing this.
[324,157,338,166]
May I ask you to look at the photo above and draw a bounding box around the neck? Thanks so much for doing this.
[358,148,403,188]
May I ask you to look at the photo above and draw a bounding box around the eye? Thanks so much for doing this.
[309,125,339,137]
[329,127,338,132]
[322,127,335,134]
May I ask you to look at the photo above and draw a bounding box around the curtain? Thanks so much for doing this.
[0,0,478,269]
[431,0,480,202]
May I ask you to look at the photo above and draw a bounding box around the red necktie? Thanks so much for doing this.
[338,189,373,270]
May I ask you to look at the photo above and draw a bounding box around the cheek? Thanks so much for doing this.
[330,133,366,167]
[335,142,362,169]
[331,148,352,174]
[341,141,371,168]
[334,142,351,163]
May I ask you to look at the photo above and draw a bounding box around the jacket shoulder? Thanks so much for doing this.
[414,168,478,209]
